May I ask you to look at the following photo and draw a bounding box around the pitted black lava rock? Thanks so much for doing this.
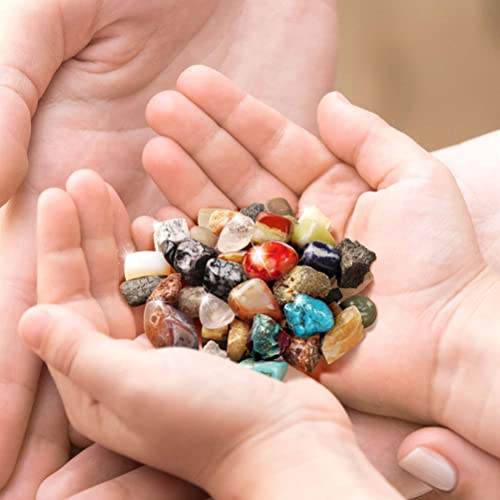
[203,258,247,300]
[173,239,217,286]
[338,239,376,289]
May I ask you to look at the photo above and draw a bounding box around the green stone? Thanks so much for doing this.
[340,294,377,328]
[291,219,336,249]
[240,359,288,380]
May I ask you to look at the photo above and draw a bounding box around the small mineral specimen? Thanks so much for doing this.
[299,241,340,278]
[283,334,321,373]
[291,219,336,249]
[338,239,376,288]
[340,294,377,328]
[173,240,217,286]
[240,359,289,380]
[298,205,332,230]
[251,222,289,244]
[284,294,335,338]
[190,226,218,248]
[120,276,164,307]
[248,314,290,360]
[201,324,229,347]
[266,197,294,216]
[208,209,237,234]
[199,293,235,329]
[321,306,365,364]
[243,241,298,282]
[256,212,292,235]
[227,319,251,362]
[177,286,206,319]
[124,251,173,281]
[154,218,190,263]
[240,202,265,221]
[216,214,255,253]
[338,272,374,301]
[272,265,331,306]
[147,273,182,304]
[203,340,228,359]
[203,258,247,300]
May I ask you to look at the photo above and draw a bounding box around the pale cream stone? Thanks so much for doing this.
[124,252,172,281]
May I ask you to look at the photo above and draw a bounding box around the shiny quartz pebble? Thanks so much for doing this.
[240,359,289,381]
[199,293,235,329]
[243,241,299,282]
[208,209,237,234]
[299,242,340,278]
[248,314,290,361]
[284,294,334,338]
[144,300,198,349]
[216,214,255,253]
[124,252,173,281]
[291,220,336,249]
[340,294,377,328]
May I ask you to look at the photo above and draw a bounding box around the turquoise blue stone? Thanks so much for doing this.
[248,314,291,360]
[240,359,288,380]
[284,294,334,338]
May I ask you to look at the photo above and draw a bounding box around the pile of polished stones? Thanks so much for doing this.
[121,198,377,380]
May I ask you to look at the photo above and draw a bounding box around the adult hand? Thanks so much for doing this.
[0,0,338,492]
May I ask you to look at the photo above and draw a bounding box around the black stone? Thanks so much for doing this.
[173,239,217,286]
[240,203,265,221]
[299,241,340,278]
[338,239,376,288]
[324,288,343,304]
[120,276,165,307]
[203,258,247,300]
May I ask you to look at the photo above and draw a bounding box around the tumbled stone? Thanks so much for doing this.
[201,324,229,347]
[321,306,365,364]
[240,359,289,380]
[243,241,298,282]
[203,258,247,300]
[248,314,290,360]
[144,301,198,349]
[291,219,336,249]
[252,222,289,244]
[284,294,334,338]
[266,197,294,216]
[120,276,164,307]
[199,293,235,329]
[217,214,255,253]
[228,278,283,322]
[227,319,251,362]
[154,219,190,264]
[198,208,219,228]
[218,251,246,264]
[298,206,332,230]
[146,273,182,306]
[173,239,217,286]
[203,340,228,359]
[338,239,376,288]
[190,226,218,248]
[240,202,265,221]
[256,212,292,234]
[340,294,377,328]
[299,242,340,278]
[283,334,321,373]
[177,286,206,319]
[124,251,173,281]
[338,272,374,301]
[208,209,237,234]
[272,266,331,306]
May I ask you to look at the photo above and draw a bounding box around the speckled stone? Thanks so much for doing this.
[284,294,334,338]
[203,340,228,359]
[338,239,376,289]
[266,197,294,216]
[240,359,289,380]
[190,226,218,248]
[240,203,265,221]
[173,239,217,286]
[154,219,190,264]
[203,258,247,300]
[120,276,164,307]
[283,334,321,373]
[272,266,331,306]
[177,286,206,319]
[147,273,182,304]
[248,314,290,361]
[340,294,377,328]
[299,241,340,278]
[227,319,251,362]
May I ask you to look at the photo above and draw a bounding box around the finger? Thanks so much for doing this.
[0,368,69,499]
[176,65,337,194]
[37,444,137,500]
[317,92,446,190]
[143,136,235,219]
[146,90,296,208]
[398,426,500,498]
[66,466,205,500]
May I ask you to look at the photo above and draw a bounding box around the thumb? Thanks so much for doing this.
[0,0,99,204]
[398,426,500,498]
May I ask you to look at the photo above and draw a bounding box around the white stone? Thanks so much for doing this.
[154,218,190,252]
[216,214,255,253]
[203,340,229,359]
[124,251,172,281]
[199,293,235,329]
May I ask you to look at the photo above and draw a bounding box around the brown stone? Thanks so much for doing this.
[201,325,229,347]
[227,319,251,362]
[147,273,182,304]
[283,335,321,373]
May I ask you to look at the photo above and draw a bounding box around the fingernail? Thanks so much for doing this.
[21,310,51,350]
[333,91,350,104]
[399,447,457,492]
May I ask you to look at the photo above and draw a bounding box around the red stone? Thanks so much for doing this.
[243,242,299,282]
[256,211,292,234]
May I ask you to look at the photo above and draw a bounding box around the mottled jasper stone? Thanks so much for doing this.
[173,239,217,286]
[299,242,340,278]
[338,239,376,289]
[248,314,290,360]
[240,359,288,380]
[321,306,365,364]
[216,214,255,253]
[240,202,265,221]
[147,273,182,304]
[228,278,283,322]
[120,276,164,307]
[284,294,335,338]
[227,319,251,362]
[199,293,235,329]
[340,294,377,328]
[177,286,206,319]
[203,340,228,359]
[208,209,237,234]
[243,241,299,282]
[291,220,336,249]
[203,258,247,300]
[266,197,294,216]
[272,266,331,306]
[144,301,198,349]
[283,334,321,373]
[201,324,229,347]
[218,251,246,264]
[190,226,218,248]
[154,219,190,264]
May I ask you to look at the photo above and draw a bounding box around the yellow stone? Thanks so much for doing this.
[321,306,365,364]
[218,251,246,264]
[227,319,250,362]
[201,325,229,346]
[208,209,237,235]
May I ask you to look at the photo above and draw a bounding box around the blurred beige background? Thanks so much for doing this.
[336,0,500,151]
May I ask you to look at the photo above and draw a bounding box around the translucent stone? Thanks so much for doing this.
[298,206,332,230]
[252,222,288,244]
[124,251,173,281]
[144,300,199,349]
[291,219,336,249]
[208,209,237,234]
[228,278,283,322]
[203,340,229,359]
[216,214,255,253]
[199,293,235,329]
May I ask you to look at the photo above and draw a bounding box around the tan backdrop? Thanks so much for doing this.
[336,0,500,150]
